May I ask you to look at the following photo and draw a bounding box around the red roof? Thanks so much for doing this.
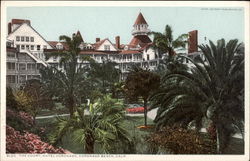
[11,19,30,25]
[134,12,148,25]
[79,51,117,55]
[93,38,107,49]
[129,35,152,48]
[48,41,69,50]
[119,50,142,54]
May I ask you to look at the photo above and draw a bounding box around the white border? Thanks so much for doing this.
[1,1,249,161]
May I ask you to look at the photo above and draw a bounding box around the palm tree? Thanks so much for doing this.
[87,60,121,94]
[124,65,160,126]
[41,34,90,117]
[150,25,188,57]
[50,94,131,153]
[150,39,244,153]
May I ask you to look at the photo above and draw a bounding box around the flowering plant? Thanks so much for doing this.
[126,107,144,113]
[6,109,34,131]
[6,125,69,153]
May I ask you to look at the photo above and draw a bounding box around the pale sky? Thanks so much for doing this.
[7,6,244,45]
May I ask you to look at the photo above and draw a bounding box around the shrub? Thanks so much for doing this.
[6,125,68,153]
[147,126,216,154]
[6,109,34,131]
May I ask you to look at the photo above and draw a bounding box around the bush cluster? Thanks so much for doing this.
[147,126,216,154]
[6,125,68,153]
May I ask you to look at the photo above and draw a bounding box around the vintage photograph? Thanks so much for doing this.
[1,1,249,161]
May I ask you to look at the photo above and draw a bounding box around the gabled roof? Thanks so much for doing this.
[129,35,152,48]
[93,38,118,51]
[7,22,54,49]
[134,12,148,26]
[47,41,69,50]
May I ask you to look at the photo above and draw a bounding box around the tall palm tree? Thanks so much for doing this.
[150,25,188,57]
[41,34,90,117]
[50,94,131,153]
[150,39,244,153]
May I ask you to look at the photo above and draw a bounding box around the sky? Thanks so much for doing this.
[7,6,245,45]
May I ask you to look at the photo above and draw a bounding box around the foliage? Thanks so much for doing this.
[150,24,188,56]
[6,87,18,109]
[23,79,54,114]
[13,90,35,116]
[150,39,244,153]
[124,65,160,126]
[42,34,90,117]
[6,125,68,154]
[6,109,34,131]
[50,94,131,154]
[147,126,216,154]
[87,60,121,94]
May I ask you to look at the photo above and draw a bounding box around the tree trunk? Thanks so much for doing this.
[216,126,221,154]
[143,99,148,127]
[67,96,76,118]
[85,131,95,154]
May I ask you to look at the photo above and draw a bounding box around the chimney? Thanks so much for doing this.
[115,36,120,49]
[188,30,198,54]
[8,22,12,35]
[96,38,100,42]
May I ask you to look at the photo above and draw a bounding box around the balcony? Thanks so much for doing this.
[131,29,151,35]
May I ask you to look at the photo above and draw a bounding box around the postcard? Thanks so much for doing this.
[1,1,249,161]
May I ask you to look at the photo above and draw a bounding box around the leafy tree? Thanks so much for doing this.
[50,94,131,153]
[150,39,244,153]
[124,65,160,126]
[41,34,90,117]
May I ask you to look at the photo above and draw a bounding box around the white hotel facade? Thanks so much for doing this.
[6,12,199,88]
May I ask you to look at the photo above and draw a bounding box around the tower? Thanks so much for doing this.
[129,12,152,48]
[132,12,150,36]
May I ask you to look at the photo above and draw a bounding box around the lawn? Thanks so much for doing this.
[36,115,155,154]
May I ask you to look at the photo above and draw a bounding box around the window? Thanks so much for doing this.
[26,45,29,50]
[26,37,29,42]
[104,45,110,51]
[30,37,34,42]
[147,54,149,60]
[19,63,26,71]
[7,62,15,70]
[7,75,16,84]
[37,45,40,51]
[21,45,25,50]
[43,45,47,49]
[27,75,32,80]
[21,36,24,42]
[16,36,20,41]
[31,45,34,50]
[16,45,20,50]
[19,75,26,83]
[27,63,36,70]
[7,52,15,58]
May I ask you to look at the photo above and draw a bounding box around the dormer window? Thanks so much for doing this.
[56,43,63,49]
[104,45,110,51]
